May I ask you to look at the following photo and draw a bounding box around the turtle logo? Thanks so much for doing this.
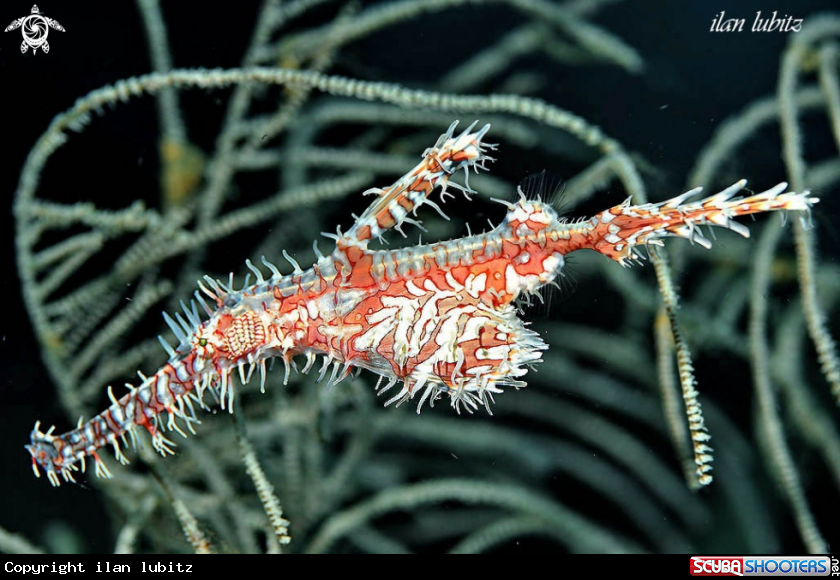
[5,5,65,54]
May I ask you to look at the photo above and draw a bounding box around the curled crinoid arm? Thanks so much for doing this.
[345,120,495,245]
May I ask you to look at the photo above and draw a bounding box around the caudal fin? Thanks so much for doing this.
[587,180,818,265]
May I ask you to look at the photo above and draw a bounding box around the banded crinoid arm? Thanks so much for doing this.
[343,120,495,245]
[562,180,819,265]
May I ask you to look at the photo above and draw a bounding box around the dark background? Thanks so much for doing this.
[1,0,838,553]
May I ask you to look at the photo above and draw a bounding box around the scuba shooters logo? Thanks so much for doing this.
[690,556,838,576]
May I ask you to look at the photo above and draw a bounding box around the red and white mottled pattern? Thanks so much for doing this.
[27,122,818,486]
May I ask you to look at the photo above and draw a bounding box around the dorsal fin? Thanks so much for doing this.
[516,170,565,206]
